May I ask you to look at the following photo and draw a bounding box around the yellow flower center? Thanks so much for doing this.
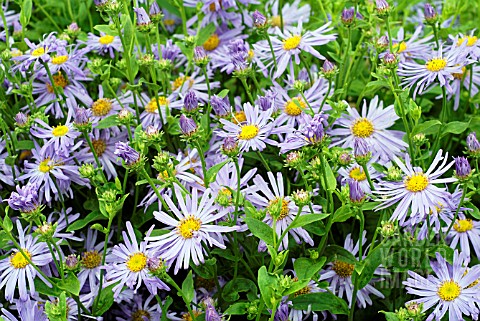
[271,15,281,27]
[232,111,247,124]
[51,55,69,65]
[99,35,114,45]
[91,98,113,116]
[332,260,355,278]
[145,96,169,113]
[452,66,467,80]
[52,125,69,137]
[178,215,202,239]
[91,139,107,157]
[238,124,259,140]
[425,58,447,72]
[172,76,193,91]
[31,47,45,57]
[82,250,102,269]
[453,219,474,233]
[248,49,255,59]
[126,252,147,272]
[457,36,478,47]
[10,249,32,269]
[349,167,367,181]
[132,310,151,321]
[182,311,203,321]
[284,97,306,116]
[209,1,222,11]
[164,18,175,26]
[47,73,69,93]
[267,197,290,220]
[437,280,461,301]
[283,35,302,50]
[404,173,429,192]
[39,158,53,173]
[352,118,374,138]
[294,281,311,297]
[393,41,407,53]
[203,34,220,51]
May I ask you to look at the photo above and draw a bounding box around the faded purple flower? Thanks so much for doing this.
[114,142,140,165]
[7,182,41,213]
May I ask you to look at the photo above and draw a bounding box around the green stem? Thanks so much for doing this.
[141,168,169,210]
[83,132,108,183]
[361,164,375,191]
[319,80,332,113]
[299,91,315,115]
[92,216,113,311]
[256,151,271,172]
[47,241,64,280]
[165,275,197,321]
[240,78,255,104]
[194,141,209,188]
[299,55,314,86]
[445,186,467,236]
[265,34,278,73]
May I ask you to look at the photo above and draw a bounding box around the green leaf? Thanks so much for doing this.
[182,271,195,304]
[324,245,357,264]
[57,273,80,296]
[34,278,61,297]
[149,229,171,237]
[294,257,327,280]
[245,217,274,246]
[3,214,13,232]
[93,25,118,36]
[283,278,311,296]
[380,311,401,321]
[289,214,329,230]
[205,160,229,185]
[191,258,216,279]
[441,120,471,137]
[466,202,480,219]
[291,292,349,314]
[258,266,279,309]
[45,291,67,321]
[224,302,249,315]
[332,206,354,223]
[161,296,173,321]
[411,120,442,136]
[323,160,337,191]
[93,284,115,316]
[66,211,105,232]
[20,0,32,28]
[218,89,229,98]
[15,140,34,151]
[196,23,216,46]
[357,240,393,289]
[223,278,258,302]
[123,16,134,55]
[428,244,454,263]
[96,115,119,129]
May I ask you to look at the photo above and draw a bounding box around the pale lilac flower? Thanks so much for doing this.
[83,32,123,58]
[30,114,80,154]
[6,182,41,213]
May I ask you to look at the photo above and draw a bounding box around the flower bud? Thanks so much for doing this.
[386,165,403,181]
[149,2,163,23]
[348,179,365,204]
[118,108,133,124]
[338,151,353,167]
[252,10,267,28]
[455,156,472,180]
[380,221,396,238]
[114,141,141,166]
[377,36,389,49]
[341,7,355,25]
[74,107,92,130]
[383,52,397,66]
[210,95,231,117]
[65,254,80,270]
[15,112,29,127]
[183,91,199,113]
[221,137,239,157]
[133,7,153,33]
[405,302,423,317]
[194,46,209,66]
[353,138,371,164]
[179,114,198,137]
[285,151,303,167]
[8,183,41,214]
[413,133,428,147]
[291,189,311,207]
[375,0,391,15]
[467,132,480,155]
[424,3,438,24]
[79,163,96,179]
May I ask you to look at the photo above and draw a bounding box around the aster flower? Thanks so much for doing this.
[0,140,16,187]
[245,172,321,251]
[135,91,176,129]
[449,31,480,60]
[90,85,132,123]
[115,294,177,321]
[18,144,89,203]
[329,96,408,164]
[171,69,219,104]
[104,221,169,297]
[217,103,276,152]
[447,64,480,111]
[184,0,242,28]
[30,113,80,154]
[83,32,123,58]
[266,0,311,32]
[279,112,329,153]
[146,188,238,274]
[44,46,88,78]
[254,21,336,79]
[114,142,141,166]
[320,232,385,308]
[443,212,480,262]
[404,251,480,321]
[338,164,382,194]
[0,220,52,302]
[1,298,48,321]
[380,26,433,61]
[374,150,456,226]
[78,229,108,291]
[154,39,182,66]
[398,44,465,98]
[6,182,41,213]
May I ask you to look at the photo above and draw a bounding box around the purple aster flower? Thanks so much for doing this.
[342,7,355,25]
[353,137,370,158]
[444,212,480,262]
[254,21,336,79]
[146,188,238,274]
[6,183,41,213]
[194,46,208,63]
[30,113,80,154]
[104,222,170,297]
[338,164,382,194]
[467,132,480,154]
[10,33,63,73]
[0,220,52,302]
[179,114,198,136]
[322,59,336,73]
[78,229,108,291]
[171,69,219,104]
[133,7,151,26]
[377,35,389,48]
[319,232,386,308]
[375,0,390,13]
[210,95,231,117]
[349,179,365,203]
[1,297,48,321]
[455,156,471,179]
[149,2,162,18]
[379,27,433,62]
[134,91,173,129]
[184,91,199,112]
[424,3,438,22]
[267,0,311,32]
[114,142,141,166]
[15,112,28,126]
[82,32,123,59]
[404,251,480,321]
[256,89,277,111]
[43,46,89,78]
[73,107,92,126]
[375,149,456,226]
[252,10,267,27]
[279,112,329,153]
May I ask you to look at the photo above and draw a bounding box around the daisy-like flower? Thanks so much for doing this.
[83,32,123,58]
[403,250,480,321]
[146,188,238,274]
[30,113,80,154]
[374,150,456,226]
[278,113,329,154]
[0,140,16,187]
[217,103,276,152]
[184,0,242,28]
[78,229,109,292]
[447,64,480,111]
[255,21,336,79]
[1,298,48,321]
[329,96,408,164]
[338,164,382,194]
[0,220,52,302]
[449,31,480,60]
[78,129,126,180]
[272,78,332,130]
[245,172,321,251]
[116,294,179,321]
[266,0,311,32]
[171,69,219,104]
[380,26,433,61]
[319,232,386,309]
[135,91,175,129]
[398,44,465,98]
[43,46,88,78]
[90,86,132,123]
[444,213,480,262]
[104,221,170,297]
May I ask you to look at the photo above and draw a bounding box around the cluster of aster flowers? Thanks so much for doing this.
[0,0,480,320]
